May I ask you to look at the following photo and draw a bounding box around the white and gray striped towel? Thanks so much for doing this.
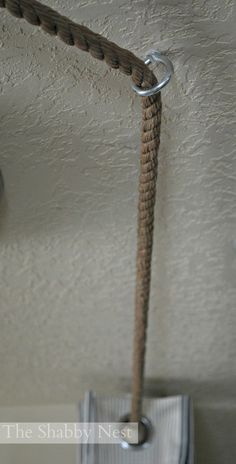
[79,392,194,464]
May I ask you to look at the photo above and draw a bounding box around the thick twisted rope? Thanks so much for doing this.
[0,0,161,424]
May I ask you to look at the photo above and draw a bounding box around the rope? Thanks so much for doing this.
[0,0,161,424]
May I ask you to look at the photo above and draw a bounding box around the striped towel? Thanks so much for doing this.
[79,392,194,464]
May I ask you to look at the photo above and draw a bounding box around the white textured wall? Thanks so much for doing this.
[0,1,236,462]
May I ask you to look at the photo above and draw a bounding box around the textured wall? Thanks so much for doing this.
[0,1,236,462]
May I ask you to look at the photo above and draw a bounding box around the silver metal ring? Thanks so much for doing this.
[119,414,153,450]
[132,50,174,97]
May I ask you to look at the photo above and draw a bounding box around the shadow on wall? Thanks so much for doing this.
[0,97,139,243]
[194,404,235,464]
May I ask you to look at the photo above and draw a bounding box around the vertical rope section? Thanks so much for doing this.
[0,0,162,424]
[131,94,161,422]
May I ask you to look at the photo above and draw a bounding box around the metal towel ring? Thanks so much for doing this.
[132,50,174,97]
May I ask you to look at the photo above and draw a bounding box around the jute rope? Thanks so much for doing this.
[0,0,161,423]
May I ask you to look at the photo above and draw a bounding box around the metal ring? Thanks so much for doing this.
[119,414,153,450]
[132,50,174,97]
